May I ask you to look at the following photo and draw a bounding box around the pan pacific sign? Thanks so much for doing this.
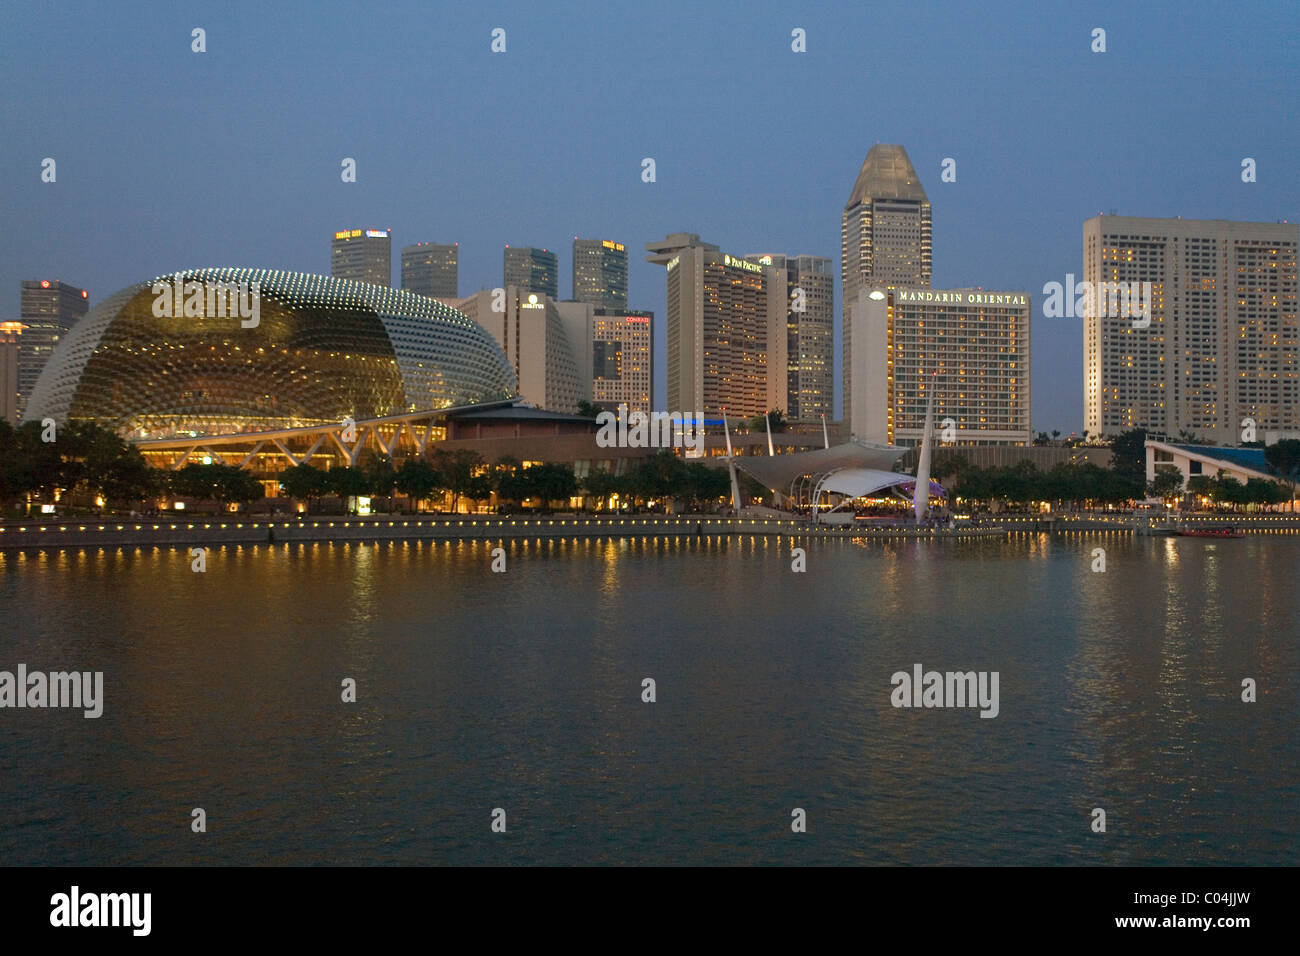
[723,254,765,275]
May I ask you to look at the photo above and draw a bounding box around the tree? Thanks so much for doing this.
[430,447,483,513]
[1244,477,1284,511]
[169,463,262,511]
[931,453,970,482]
[628,450,687,510]
[280,463,328,513]
[1109,428,1147,487]
[465,473,494,508]
[10,420,65,512]
[1210,476,1245,512]
[169,463,222,502]
[527,462,578,510]
[680,461,730,511]
[326,466,369,513]
[1264,439,1300,512]
[394,458,441,512]
[0,420,19,510]
[582,469,622,512]
[575,400,602,419]
[48,421,158,509]
[492,456,530,511]
[360,452,396,513]
[1186,475,1216,508]
[1147,467,1184,503]
[218,467,265,509]
[97,444,158,506]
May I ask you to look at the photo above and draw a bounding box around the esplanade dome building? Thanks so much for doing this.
[22,268,518,439]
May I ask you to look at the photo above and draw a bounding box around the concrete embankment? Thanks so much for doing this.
[2,513,1298,550]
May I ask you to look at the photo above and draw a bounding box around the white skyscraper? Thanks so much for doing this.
[1083,215,1299,443]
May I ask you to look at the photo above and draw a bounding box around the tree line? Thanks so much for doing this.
[933,429,1299,511]
[280,448,732,514]
[6,418,1296,517]
[1,419,158,515]
[932,457,1139,509]
[0,419,734,517]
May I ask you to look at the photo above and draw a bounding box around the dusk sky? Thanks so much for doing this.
[3,0,1296,432]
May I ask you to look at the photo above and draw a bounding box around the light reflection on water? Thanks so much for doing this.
[0,534,1295,865]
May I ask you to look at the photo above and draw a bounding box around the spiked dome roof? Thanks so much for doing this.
[22,268,518,438]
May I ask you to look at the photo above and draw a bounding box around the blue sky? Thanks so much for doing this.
[2,0,1296,432]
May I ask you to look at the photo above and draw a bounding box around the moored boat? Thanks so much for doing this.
[1177,526,1245,538]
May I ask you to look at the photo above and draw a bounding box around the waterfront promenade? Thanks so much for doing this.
[3,512,1300,549]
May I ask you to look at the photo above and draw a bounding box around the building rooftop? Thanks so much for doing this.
[446,404,595,425]
[845,143,928,209]
[1171,444,1270,474]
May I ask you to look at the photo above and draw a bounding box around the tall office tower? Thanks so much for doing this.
[331,228,392,286]
[841,144,932,430]
[648,236,786,418]
[849,287,1031,447]
[1,322,23,424]
[746,253,834,423]
[572,238,628,309]
[401,242,458,298]
[504,246,558,299]
[592,309,653,413]
[1083,215,1299,443]
[456,287,585,413]
[18,279,88,419]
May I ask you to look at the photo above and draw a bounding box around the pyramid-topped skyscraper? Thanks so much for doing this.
[841,144,931,430]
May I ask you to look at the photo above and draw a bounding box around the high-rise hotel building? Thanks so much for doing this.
[745,253,833,423]
[592,309,652,414]
[456,287,585,414]
[401,242,458,298]
[18,279,88,419]
[332,228,392,286]
[1083,215,1299,443]
[573,239,628,310]
[841,144,932,431]
[504,246,558,299]
[849,287,1031,447]
[649,235,786,419]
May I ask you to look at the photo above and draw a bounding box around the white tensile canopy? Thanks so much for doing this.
[812,469,946,513]
[815,468,918,500]
[730,440,906,495]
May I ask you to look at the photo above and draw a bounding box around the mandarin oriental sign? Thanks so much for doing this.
[895,290,1027,306]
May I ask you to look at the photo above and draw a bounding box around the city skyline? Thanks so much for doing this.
[3,1,1296,434]
[2,0,1299,890]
